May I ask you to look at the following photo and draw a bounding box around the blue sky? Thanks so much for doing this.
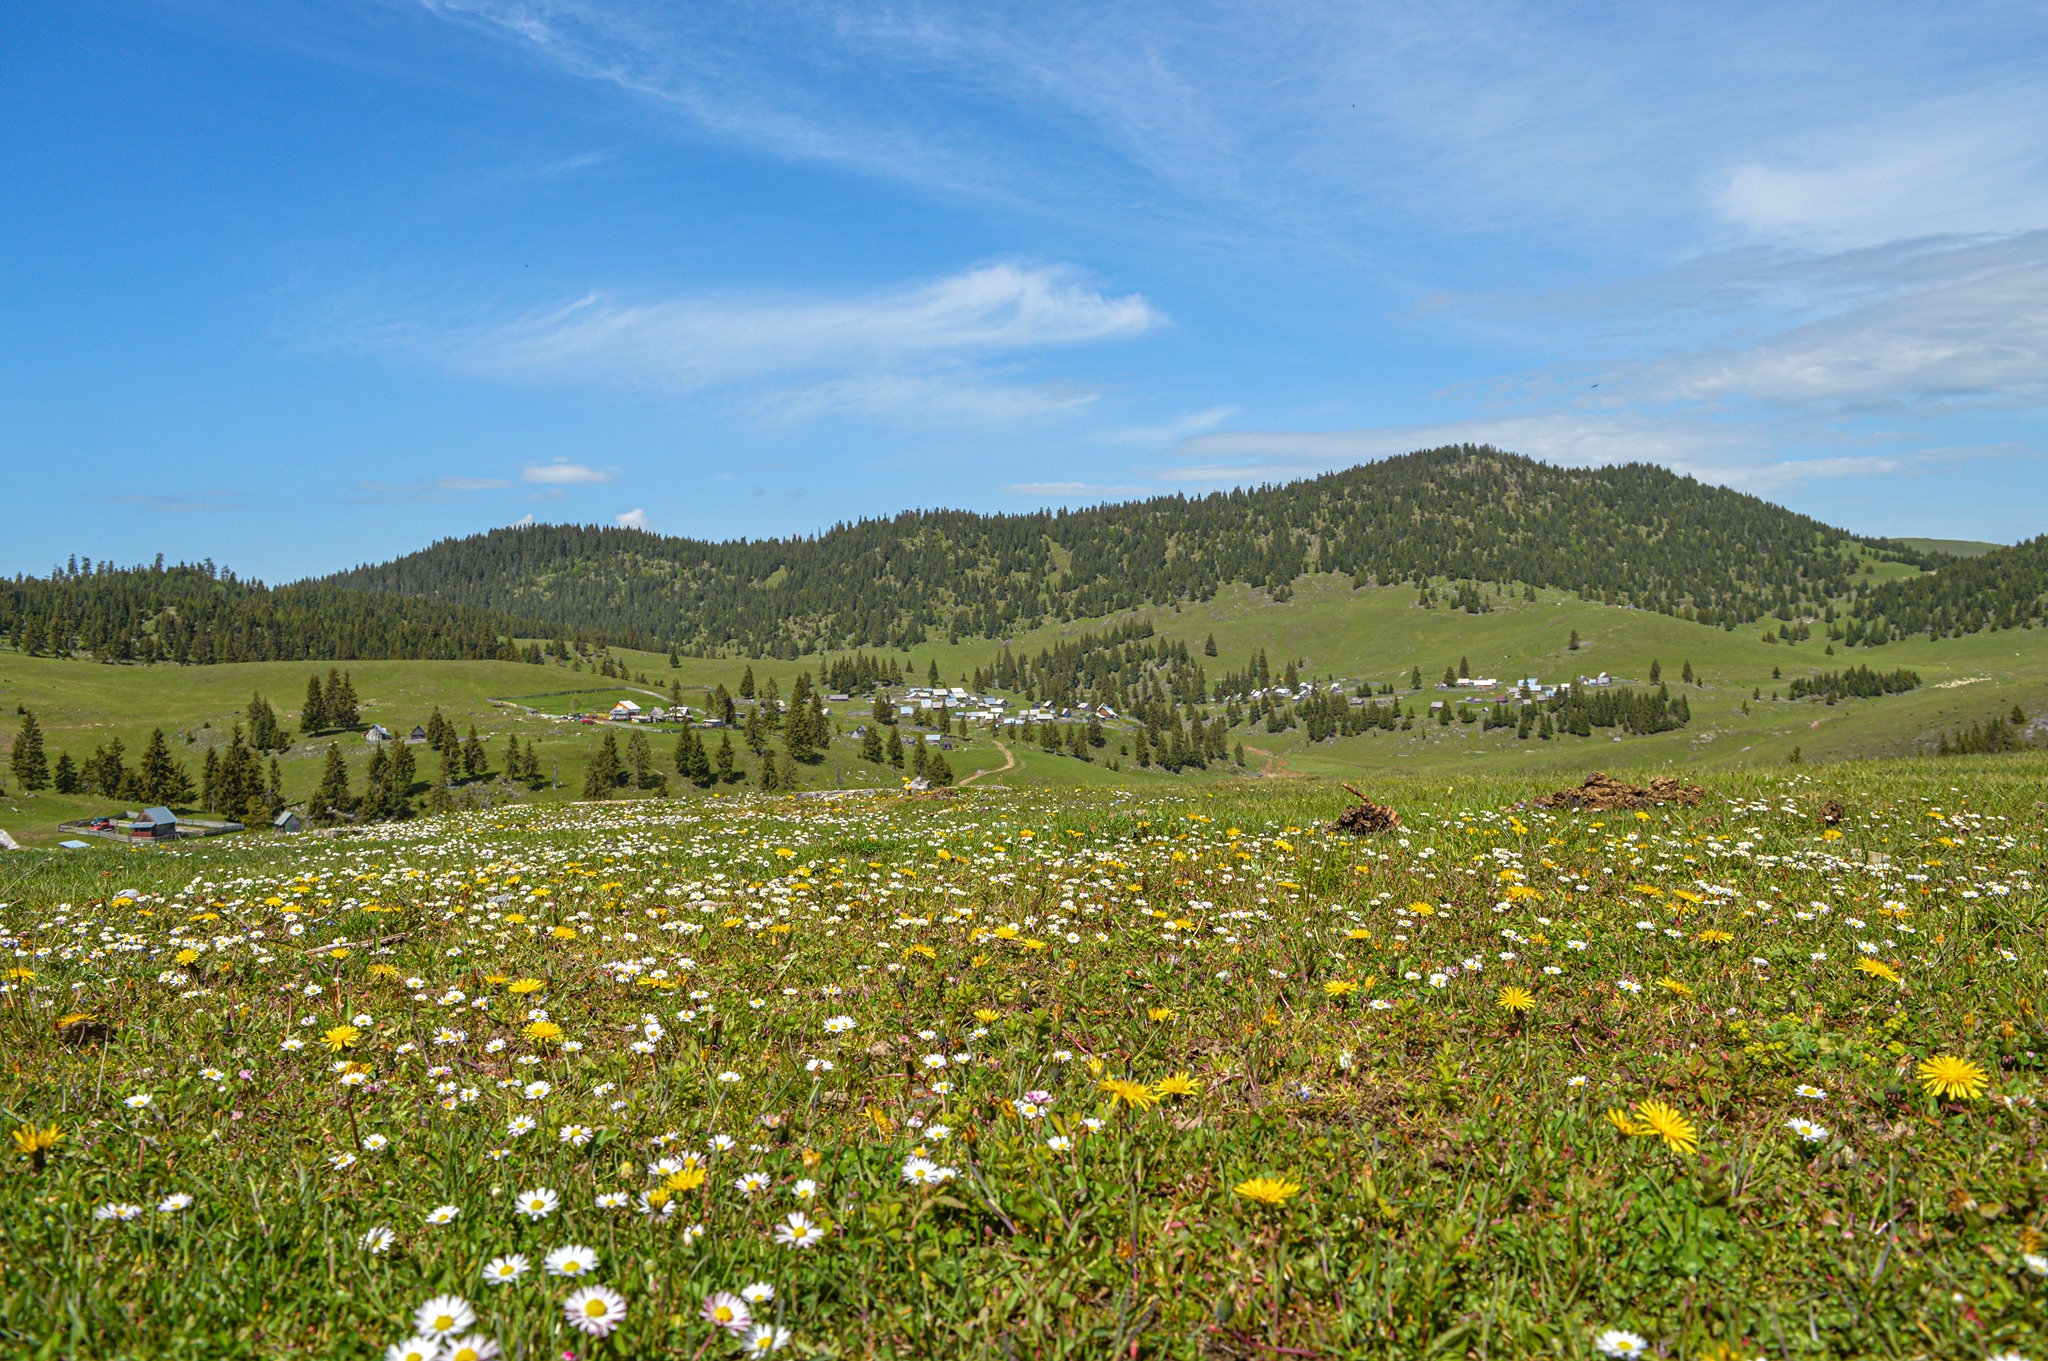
[5,1,2047,580]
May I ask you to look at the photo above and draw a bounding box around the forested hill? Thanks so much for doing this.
[0,560,537,664]
[323,447,1924,654]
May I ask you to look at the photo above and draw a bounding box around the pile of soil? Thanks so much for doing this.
[1534,771,1703,811]
[1328,783,1401,835]
[1819,800,1846,826]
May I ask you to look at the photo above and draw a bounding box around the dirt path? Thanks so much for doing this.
[1239,744,1300,779]
[960,739,1016,786]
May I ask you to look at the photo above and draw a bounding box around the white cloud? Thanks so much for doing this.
[1713,91,2048,246]
[511,513,536,527]
[372,261,1155,425]
[1099,406,1237,447]
[465,263,1156,388]
[1647,236,2048,411]
[435,475,513,490]
[521,459,614,485]
[614,507,652,529]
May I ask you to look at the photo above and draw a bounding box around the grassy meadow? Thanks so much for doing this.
[2,758,2046,1358]
[5,576,2048,847]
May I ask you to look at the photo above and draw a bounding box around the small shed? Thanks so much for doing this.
[406,725,429,744]
[365,725,393,744]
[133,806,179,840]
[272,810,304,833]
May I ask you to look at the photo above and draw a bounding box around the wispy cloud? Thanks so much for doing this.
[437,475,513,491]
[361,261,1156,424]
[614,507,651,529]
[521,459,613,485]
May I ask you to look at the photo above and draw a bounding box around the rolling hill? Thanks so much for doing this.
[318,446,1942,653]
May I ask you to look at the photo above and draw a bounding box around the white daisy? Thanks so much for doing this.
[482,1254,530,1286]
[562,1284,628,1338]
[512,1187,559,1221]
[543,1244,600,1278]
[413,1293,475,1337]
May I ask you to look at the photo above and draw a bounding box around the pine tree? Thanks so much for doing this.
[327,669,360,728]
[859,722,884,763]
[925,749,954,786]
[1409,665,1422,689]
[928,659,941,686]
[742,704,768,756]
[715,732,738,783]
[1681,660,1695,684]
[584,731,623,798]
[311,743,351,825]
[136,727,191,805]
[247,693,286,752]
[886,733,904,768]
[463,727,488,781]
[53,751,79,794]
[627,729,657,789]
[738,665,756,700]
[1568,629,1581,651]
[9,709,49,791]
[302,674,328,734]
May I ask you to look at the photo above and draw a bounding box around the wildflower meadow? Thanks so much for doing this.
[4,759,2046,1359]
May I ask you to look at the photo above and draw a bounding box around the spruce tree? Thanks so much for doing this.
[739,665,756,700]
[53,751,79,794]
[860,724,884,763]
[302,674,328,734]
[925,749,954,786]
[10,710,49,791]
[714,732,737,783]
[463,727,488,780]
[311,743,351,825]
[327,669,359,728]
[136,728,190,805]
[584,731,623,798]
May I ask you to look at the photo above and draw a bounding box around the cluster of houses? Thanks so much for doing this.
[1427,673,1615,712]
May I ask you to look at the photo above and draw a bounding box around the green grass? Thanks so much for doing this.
[1895,538,2009,558]
[2,757,2046,1357]
[4,575,2046,847]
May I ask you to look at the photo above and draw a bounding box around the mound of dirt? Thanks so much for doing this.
[1328,783,1401,835]
[1534,771,1703,811]
[1819,799,1845,826]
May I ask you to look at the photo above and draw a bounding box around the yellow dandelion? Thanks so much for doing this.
[523,1020,564,1044]
[1696,929,1733,946]
[1917,1054,1990,1101]
[1099,1077,1159,1111]
[507,977,545,994]
[1146,1006,1176,1022]
[320,1024,361,1052]
[11,1122,63,1169]
[662,1166,707,1194]
[1603,1107,1645,1137]
[550,926,578,940]
[972,1008,1001,1023]
[1496,986,1535,1014]
[1630,1100,1699,1154]
[1854,957,1902,984]
[1234,1176,1302,1207]
[1656,977,1694,998]
[173,949,201,966]
[1323,979,1358,998]
[1153,1073,1201,1098]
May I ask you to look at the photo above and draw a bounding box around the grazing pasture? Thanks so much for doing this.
[3,759,2045,1358]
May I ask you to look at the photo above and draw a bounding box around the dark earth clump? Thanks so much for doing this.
[1329,783,1401,835]
[1820,799,1846,826]
[1533,771,1704,811]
